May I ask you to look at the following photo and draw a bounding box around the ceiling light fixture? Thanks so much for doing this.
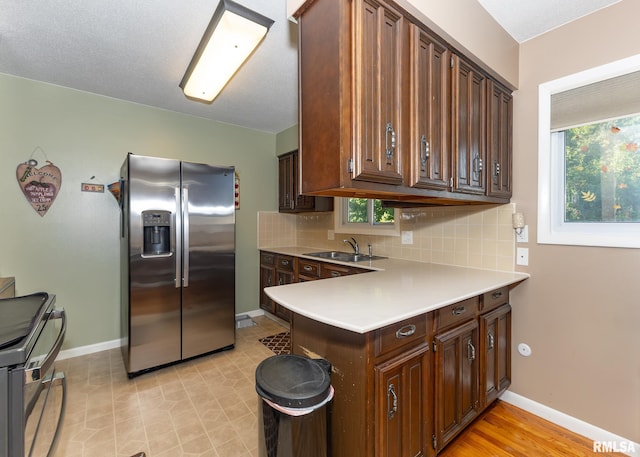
[179,0,274,103]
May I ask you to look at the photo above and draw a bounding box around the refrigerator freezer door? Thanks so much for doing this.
[181,162,235,359]
[127,155,182,373]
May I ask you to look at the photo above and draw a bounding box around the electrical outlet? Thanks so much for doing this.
[327,230,334,241]
[516,247,529,266]
[401,231,413,245]
[516,225,529,243]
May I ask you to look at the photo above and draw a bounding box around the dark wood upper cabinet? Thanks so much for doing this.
[352,0,405,185]
[278,150,333,213]
[452,55,487,195]
[297,0,513,205]
[408,23,450,191]
[487,80,513,198]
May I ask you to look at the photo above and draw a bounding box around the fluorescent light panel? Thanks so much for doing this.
[180,0,274,103]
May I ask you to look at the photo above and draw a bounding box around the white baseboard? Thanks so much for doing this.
[58,309,267,361]
[57,338,122,361]
[500,391,639,456]
[241,309,265,318]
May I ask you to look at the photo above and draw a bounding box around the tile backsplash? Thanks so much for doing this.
[258,202,517,271]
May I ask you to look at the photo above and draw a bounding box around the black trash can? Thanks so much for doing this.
[256,354,333,457]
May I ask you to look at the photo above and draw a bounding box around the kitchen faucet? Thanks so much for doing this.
[343,237,359,255]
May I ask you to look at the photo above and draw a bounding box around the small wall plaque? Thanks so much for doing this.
[81,183,104,193]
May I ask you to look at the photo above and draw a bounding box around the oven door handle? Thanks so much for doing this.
[24,308,66,385]
[27,371,67,457]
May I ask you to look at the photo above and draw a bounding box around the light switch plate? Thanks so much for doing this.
[516,247,529,266]
[401,231,413,245]
[516,225,529,243]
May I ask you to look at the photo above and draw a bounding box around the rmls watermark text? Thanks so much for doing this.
[593,440,636,453]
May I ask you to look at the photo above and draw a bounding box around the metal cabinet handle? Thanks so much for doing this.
[491,291,503,299]
[493,160,501,177]
[395,324,416,339]
[451,306,466,316]
[420,135,430,167]
[473,154,483,177]
[385,122,396,163]
[468,341,476,362]
[267,274,272,287]
[280,259,289,266]
[303,265,313,271]
[488,332,495,350]
[330,271,341,277]
[278,278,283,285]
[388,383,398,419]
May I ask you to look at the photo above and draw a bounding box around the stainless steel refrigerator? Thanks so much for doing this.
[120,153,235,376]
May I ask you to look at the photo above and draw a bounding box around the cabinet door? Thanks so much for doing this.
[452,55,486,195]
[375,343,430,457]
[408,23,450,191]
[291,151,317,211]
[433,319,479,451]
[352,0,404,185]
[278,152,293,211]
[480,304,511,406]
[275,269,295,321]
[487,81,513,198]
[259,264,276,314]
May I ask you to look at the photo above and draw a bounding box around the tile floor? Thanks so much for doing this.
[52,316,286,457]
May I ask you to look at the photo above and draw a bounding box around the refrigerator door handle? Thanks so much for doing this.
[174,187,182,288]
[183,187,190,288]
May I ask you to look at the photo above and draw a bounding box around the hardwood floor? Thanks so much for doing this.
[439,400,625,457]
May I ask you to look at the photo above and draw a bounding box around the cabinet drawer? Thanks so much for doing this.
[260,251,275,266]
[276,255,295,272]
[375,314,427,358]
[320,263,352,278]
[481,286,509,313]
[435,296,478,331]
[298,259,321,278]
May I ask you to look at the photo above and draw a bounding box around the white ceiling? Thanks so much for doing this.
[477,0,621,42]
[0,0,622,134]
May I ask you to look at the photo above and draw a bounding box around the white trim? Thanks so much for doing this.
[57,309,267,360]
[500,391,640,456]
[57,338,121,361]
[538,53,640,248]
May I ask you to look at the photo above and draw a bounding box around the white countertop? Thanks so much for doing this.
[263,247,529,334]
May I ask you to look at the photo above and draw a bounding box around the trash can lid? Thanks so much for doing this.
[255,354,332,409]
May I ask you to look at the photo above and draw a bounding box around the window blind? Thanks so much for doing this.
[550,70,640,131]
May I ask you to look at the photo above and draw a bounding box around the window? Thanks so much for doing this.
[538,54,640,248]
[334,198,399,236]
[554,115,640,223]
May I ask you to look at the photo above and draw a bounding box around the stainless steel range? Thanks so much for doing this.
[0,293,66,457]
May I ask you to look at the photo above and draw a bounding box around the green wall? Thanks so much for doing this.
[275,124,298,155]
[0,73,279,350]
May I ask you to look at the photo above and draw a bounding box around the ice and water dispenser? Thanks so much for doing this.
[142,210,171,256]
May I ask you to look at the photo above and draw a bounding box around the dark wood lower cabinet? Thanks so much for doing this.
[480,303,511,406]
[259,253,276,315]
[259,252,295,321]
[259,251,372,322]
[376,343,430,457]
[265,252,512,457]
[433,320,479,452]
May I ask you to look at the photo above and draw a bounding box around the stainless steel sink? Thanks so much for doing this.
[304,251,386,262]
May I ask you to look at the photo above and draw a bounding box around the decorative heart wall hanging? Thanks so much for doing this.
[16,158,62,217]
